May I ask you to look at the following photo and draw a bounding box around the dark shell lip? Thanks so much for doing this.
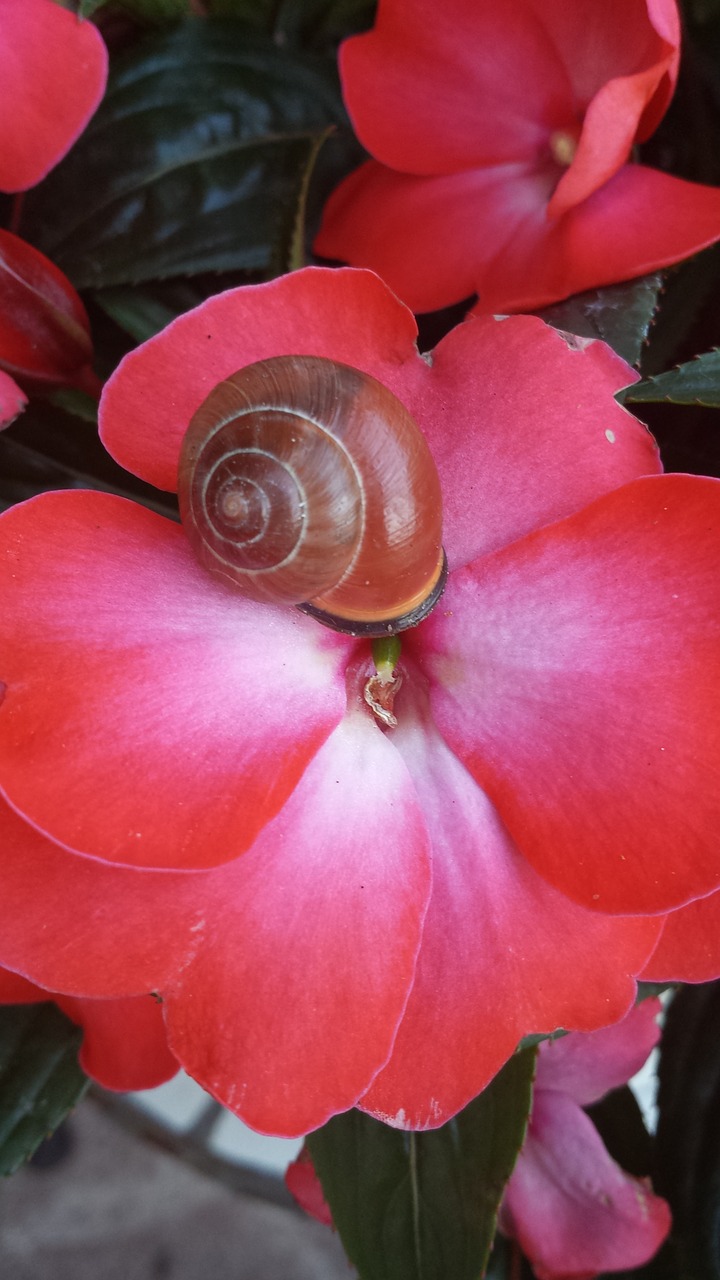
[296,550,449,637]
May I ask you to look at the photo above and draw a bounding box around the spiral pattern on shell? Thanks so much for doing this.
[178,355,446,635]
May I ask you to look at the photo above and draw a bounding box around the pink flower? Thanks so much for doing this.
[0,268,719,1136]
[316,0,720,314]
[0,0,107,194]
[499,1000,671,1279]
[0,966,178,1092]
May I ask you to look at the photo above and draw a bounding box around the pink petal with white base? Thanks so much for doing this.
[162,711,432,1136]
[0,491,353,869]
[359,682,661,1130]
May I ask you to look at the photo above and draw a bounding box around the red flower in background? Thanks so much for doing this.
[0,0,107,194]
[0,967,178,1092]
[499,1001,670,1279]
[0,230,98,395]
[0,268,719,1136]
[316,0,720,314]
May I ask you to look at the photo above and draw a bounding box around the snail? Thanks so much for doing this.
[177,355,447,637]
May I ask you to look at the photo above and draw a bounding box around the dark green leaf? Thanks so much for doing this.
[655,982,720,1279]
[21,21,346,289]
[307,1049,536,1280]
[620,348,720,407]
[206,0,376,46]
[535,273,663,368]
[277,125,335,273]
[116,0,191,21]
[0,1004,88,1176]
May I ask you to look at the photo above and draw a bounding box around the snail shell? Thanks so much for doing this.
[177,355,446,636]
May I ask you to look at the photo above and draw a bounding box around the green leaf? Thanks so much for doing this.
[620,348,720,407]
[0,1004,88,1176]
[307,1049,536,1280]
[116,0,191,21]
[277,125,335,273]
[21,21,346,289]
[535,273,663,368]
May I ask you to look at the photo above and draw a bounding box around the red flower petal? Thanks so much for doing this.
[59,993,178,1092]
[99,268,420,493]
[0,0,107,193]
[285,1146,333,1226]
[0,230,94,387]
[0,491,352,869]
[474,164,720,315]
[0,370,26,430]
[338,0,568,174]
[524,0,679,139]
[548,66,670,217]
[502,1091,671,1279]
[642,890,720,982]
[358,684,661,1131]
[419,474,720,914]
[315,160,553,314]
[534,999,662,1106]
[163,713,431,1136]
[0,715,432,1136]
[101,268,659,568]
[417,314,658,568]
[0,966,177,1091]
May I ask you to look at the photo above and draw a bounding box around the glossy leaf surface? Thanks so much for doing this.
[21,21,346,288]
[536,273,663,368]
[623,348,720,406]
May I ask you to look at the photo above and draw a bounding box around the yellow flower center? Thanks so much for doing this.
[549,129,578,167]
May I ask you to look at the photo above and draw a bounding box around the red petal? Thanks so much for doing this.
[414,314,658,568]
[548,67,669,217]
[338,0,569,174]
[419,474,720,914]
[58,993,178,1092]
[359,682,660,1130]
[315,159,554,314]
[642,890,720,982]
[285,1146,333,1226]
[99,267,420,492]
[534,999,662,1106]
[0,491,352,869]
[0,714,432,1136]
[163,713,431,1136]
[0,230,93,386]
[0,798,205,995]
[102,266,659,569]
[502,1091,671,1279]
[0,965,177,1092]
[475,164,720,314]
[0,370,27,429]
[524,0,679,138]
[0,0,107,193]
